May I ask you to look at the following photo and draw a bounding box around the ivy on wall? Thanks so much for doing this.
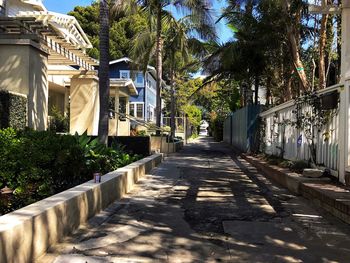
[0,90,27,130]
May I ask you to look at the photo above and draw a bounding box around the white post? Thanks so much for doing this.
[115,88,119,136]
[338,0,350,184]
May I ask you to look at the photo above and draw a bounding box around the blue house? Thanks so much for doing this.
[109,57,160,124]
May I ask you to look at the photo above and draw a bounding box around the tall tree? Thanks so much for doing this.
[318,0,330,89]
[132,0,216,132]
[69,2,148,59]
[282,0,309,91]
[98,0,110,144]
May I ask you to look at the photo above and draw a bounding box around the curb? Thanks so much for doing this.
[0,154,163,263]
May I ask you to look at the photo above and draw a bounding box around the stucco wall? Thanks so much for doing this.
[0,41,48,130]
[70,75,99,136]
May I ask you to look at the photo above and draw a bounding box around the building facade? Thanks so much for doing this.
[109,58,158,124]
[0,0,137,136]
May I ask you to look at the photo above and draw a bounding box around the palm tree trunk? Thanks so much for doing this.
[155,3,163,134]
[98,0,110,145]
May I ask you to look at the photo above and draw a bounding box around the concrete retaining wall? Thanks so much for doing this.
[242,155,350,225]
[0,154,162,263]
[150,136,184,153]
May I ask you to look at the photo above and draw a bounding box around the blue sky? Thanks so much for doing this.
[43,0,232,43]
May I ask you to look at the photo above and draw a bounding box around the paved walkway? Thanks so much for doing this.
[39,137,350,263]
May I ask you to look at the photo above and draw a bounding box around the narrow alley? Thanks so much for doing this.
[40,137,350,263]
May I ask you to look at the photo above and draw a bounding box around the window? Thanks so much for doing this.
[136,72,143,84]
[129,104,135,117]
[120,70,130,79]
[129,102,144,119]
[119,97,127,121]
[148,105,155,122]
[136,104,143,119]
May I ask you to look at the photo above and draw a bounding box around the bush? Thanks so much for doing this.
[0,90,27,130]
[290,160,310,173]
[48,106,69,132]
[0,129,141,215]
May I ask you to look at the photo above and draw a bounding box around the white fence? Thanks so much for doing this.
[261,84,341,172]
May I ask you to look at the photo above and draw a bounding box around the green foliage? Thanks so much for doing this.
[68,3,148,60]
[209,113,226,142]
[290,160,310,173]
[182,105,201,130]
[49,106,69,133]
[0,90,27,130]
[136,130,147,136]
[0,129,141,215]
[292,91,338,164]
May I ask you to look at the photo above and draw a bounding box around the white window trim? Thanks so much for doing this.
[147,104,155,122]
[130,102,144,119]
[120,70,130,79]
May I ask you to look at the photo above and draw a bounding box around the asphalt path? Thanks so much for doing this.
[39,137,350,263]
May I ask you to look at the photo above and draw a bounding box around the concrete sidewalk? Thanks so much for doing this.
[39,137,350,263]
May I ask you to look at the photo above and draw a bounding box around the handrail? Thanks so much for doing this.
[108,109,170,134]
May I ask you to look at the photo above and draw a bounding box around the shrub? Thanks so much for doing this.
[48,106,69,133]
[290,160,310,173]
[0,129,141,215]
[0,90,27,130]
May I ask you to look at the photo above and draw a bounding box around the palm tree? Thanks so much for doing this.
[98,0,110,145]
[123,0,216,133]
[97,0,140,144]
[163,17,207,137]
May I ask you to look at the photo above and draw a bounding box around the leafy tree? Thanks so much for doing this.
[126,0,217,133]
[68,2,148,60]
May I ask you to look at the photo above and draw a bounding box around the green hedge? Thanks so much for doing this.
[0,90,27,130]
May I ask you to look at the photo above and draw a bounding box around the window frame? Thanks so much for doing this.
[136,72,144,85]
[129,102,144,119]
[120,70,130,79]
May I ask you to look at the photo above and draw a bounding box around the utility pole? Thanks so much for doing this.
[309,1,350,184]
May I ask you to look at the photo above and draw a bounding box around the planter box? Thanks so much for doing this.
[0,154,162,263]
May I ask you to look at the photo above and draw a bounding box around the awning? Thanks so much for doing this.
[110,78,138,96]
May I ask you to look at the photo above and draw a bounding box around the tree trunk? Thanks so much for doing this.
[98,0,110,145]
[155,3,163,134]
[266,76,272,106]
[254,75,259,105]
[319,11,329,90]
[283,0,309,91]
[170,70,176,138]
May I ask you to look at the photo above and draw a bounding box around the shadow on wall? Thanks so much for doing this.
[0,51,25,92]
[0,45,49,130]
[28,48,48,131]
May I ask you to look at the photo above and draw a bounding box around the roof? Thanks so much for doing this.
[110,78,138,96]
[0,16,97,69]
[20,0,46,12]
[17,11,92,49]
[109,57,156,75]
